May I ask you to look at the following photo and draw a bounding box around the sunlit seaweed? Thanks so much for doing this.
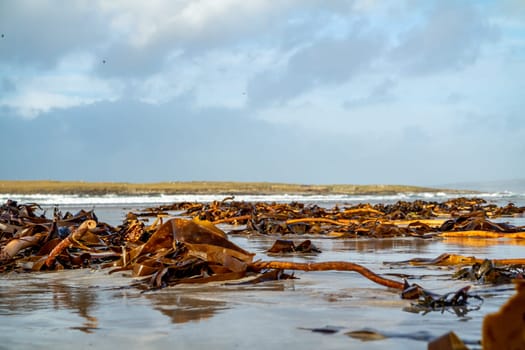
[2,198,524,288]
[1,199,524,311]
[2,197,525,348]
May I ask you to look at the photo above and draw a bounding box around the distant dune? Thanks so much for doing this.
[0,180,462,196]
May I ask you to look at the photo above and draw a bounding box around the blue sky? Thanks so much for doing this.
[1,0,524,186]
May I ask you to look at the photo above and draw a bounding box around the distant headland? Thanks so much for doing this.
[0,180,467,196]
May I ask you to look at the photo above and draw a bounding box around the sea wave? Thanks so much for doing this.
[1,191,524,207]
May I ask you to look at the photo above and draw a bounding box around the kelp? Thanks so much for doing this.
[306,327,473,348]
[267,239,321,254]
[402,285,483,315]
[386,253,525,286]
[453,260,525,284]
[346,328,433,342]
[178,197,524,238]
[2,198,524,290]
[2,197,525,348]
[385,253,525,267]
[125,196,525,238]
[428,332,471,350]
[482,280,525,349]
[251,260,406,290]
[0,199,432,294]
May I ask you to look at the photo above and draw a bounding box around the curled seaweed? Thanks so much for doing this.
[402,284,483,315]
[453,259,525,284]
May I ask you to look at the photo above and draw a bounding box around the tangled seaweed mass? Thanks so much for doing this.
[1,197,525,347]
[1,197,525,287]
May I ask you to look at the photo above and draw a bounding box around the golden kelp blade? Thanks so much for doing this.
[0,234,46,262]
[428,332,469,350]
[45,220,97,268]
[251,260,405,290]
[385,253,525,266]
[482,280,525,350]
[440,230,525,239]
[442,237,525,247]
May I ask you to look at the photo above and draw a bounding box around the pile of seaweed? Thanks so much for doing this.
[2,197,525,348]
[147,196,525,237]
[0,197,524,291]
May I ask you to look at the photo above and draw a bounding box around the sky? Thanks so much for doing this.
[0,0,524,186]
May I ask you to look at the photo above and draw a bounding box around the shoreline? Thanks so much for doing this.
[0,180,464,196]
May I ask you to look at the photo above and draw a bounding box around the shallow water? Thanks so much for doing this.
[1,194,524,349]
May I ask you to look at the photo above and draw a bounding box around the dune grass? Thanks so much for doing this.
[0,180,455,196]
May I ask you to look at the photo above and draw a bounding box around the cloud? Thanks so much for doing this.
[342,77,396,109]
[0,0,109,68]
[1,96,524,185]
[0,78,16,94]
[0,53,122,118]
[444,92,465,105]
[1,1,524,185]
[390,1,499,74]
[0,98,352,183]
[247,31,386,107]
[90,1,312,78]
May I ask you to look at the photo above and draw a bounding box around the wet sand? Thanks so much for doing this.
[1,201,524,349]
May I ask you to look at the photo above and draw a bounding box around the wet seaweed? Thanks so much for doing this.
[453,260,525,284]
[1,198,523,299]
[2,197,525,348]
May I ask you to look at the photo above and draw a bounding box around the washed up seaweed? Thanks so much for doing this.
[303,327,476,348]
[1,198,524,291]
[453,260,525,284]
[385,253,525,287]
[482,280,525,349]
[384,253,525,267]
[2,197,525,348]
[130,196,525,238]
[344,329,475,349]
[267,239,321,254]
[345,328,443,343]
[403,284,483,316]
[0,205,521,306]
[0,200,404,291]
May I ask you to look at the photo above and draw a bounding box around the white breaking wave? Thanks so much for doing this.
[1,191,524,207]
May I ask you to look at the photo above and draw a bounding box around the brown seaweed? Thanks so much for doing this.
[5,197,525,348]
[385,253,525,267]
[267,239,321,254]
[453,260,525,284]
[1,198,523,298]
[482,280,525,349]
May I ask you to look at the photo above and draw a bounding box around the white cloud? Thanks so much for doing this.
[2,91,88,119]
[96,0,297,49]
[0,65,122,118]
[1,0,524,185]
[390,2,499,74]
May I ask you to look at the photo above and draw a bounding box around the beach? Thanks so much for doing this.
[4,1,524,348]
[1,191,524,349]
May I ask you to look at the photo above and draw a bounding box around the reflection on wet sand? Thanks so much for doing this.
[339,238,431,254]
[49,282,99,333]
[146,292,228,324]
[145,281,290,325]
[443,237,525,247]
[0,279,98,333]
[403,302,481,318]
[242,236,433,257]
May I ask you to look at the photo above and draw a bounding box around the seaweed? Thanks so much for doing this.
[2,197,525,348]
